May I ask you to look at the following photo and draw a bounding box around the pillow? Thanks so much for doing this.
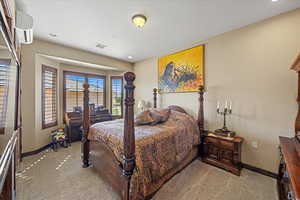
[149,110,163,125]
[168,105,187,114]
[154,108,170,122]
[134,110,154,126]
[149,108,171,125]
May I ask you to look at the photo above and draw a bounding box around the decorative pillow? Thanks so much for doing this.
[148,108,171,125]
[168,105,187,114]
[134,110,154,126]
[155,108,171,122]
[149,110,163,125]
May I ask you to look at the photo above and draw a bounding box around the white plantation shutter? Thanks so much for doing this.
[110,76,123,116]
[88,76,105,108]
[0,59,11,134]
[64,73,85,112]
[42,65,57,129]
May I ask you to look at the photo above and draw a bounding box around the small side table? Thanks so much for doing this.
[201,132,244,176]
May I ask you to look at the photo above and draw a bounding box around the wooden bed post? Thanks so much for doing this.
[82,82,90,168]
[198,86,205,134]
[153,88,158,108]
[122,72,136,200]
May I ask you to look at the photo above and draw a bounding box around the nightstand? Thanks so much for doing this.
[201,132,244,176]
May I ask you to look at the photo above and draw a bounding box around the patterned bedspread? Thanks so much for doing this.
[88,110,200,199]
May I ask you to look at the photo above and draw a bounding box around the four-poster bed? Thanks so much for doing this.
[82,72,205,200]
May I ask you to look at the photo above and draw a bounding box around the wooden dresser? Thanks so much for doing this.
[202,132,243,176]
[277,53,300,200]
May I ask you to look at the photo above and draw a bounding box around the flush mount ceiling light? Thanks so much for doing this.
[272,0,278,2]
[128,55,133,59]
[132,14,147,28]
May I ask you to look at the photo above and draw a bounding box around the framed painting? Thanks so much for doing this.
[158,45,204,93]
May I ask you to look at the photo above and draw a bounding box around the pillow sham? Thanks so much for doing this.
[134,110,154,126]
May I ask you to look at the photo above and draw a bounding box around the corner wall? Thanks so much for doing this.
[133,9,300,173]
[21,39,133,152]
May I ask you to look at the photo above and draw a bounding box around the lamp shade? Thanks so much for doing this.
[137,100,146,110]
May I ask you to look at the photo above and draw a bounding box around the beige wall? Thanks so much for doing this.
[134,9,300,173]
[21,39,133,152]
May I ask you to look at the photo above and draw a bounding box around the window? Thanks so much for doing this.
[88,76,106,108]
[64,71,106,113]
[64,72,85,113]
[0,59,11,134]
[42,65,57,129]
[110,76,123,116]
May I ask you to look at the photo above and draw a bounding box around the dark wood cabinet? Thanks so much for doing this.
[277,53,300,200]
[202,132,243,176]
[65,109,113,143]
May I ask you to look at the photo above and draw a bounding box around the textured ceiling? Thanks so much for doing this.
[17,0,300,62]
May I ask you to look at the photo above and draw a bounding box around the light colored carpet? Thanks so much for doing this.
[16,142,278,200]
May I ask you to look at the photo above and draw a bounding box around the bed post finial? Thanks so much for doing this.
[153,88,158,108]
[123,72,136,200]
[82,82,90,168]
[198,85,205,134]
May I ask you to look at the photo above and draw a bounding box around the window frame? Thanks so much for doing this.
[63,71,106,114]
[110,76,123,118]
[42,65,58,129]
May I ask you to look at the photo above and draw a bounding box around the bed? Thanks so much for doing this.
[82,72,205,200]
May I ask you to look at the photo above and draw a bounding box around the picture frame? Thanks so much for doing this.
[158,45,205,93]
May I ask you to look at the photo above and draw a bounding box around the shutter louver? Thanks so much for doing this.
[42,65,57,129]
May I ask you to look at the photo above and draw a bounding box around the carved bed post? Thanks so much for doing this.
[122,72,136,200]
[153,88,158,108]
[82,82,90,168]
[198,85,205,134]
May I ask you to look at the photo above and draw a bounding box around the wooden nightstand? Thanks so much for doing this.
[201,132,244,176]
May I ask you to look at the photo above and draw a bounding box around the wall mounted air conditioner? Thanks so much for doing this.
[16,11,33,44]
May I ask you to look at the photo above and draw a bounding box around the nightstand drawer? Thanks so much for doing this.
[219,140,234,150]
[206,137,219,144]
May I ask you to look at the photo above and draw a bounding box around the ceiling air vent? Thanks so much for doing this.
[96,43,107,49]
[16,11,33,44]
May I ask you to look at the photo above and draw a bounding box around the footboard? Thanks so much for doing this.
[90,140,124,196]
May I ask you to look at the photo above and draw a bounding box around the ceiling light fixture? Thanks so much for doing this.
[128,55,133,59]
[132,14,147,28]
[272,0,278,2]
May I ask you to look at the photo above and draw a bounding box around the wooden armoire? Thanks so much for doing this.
[0,0,22,199]
[278,53,300,200]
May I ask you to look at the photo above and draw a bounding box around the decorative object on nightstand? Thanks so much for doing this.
[201,132,244,176]
[215,101,235,137]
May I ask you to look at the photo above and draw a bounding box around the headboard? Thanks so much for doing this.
[152,86,205,134]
